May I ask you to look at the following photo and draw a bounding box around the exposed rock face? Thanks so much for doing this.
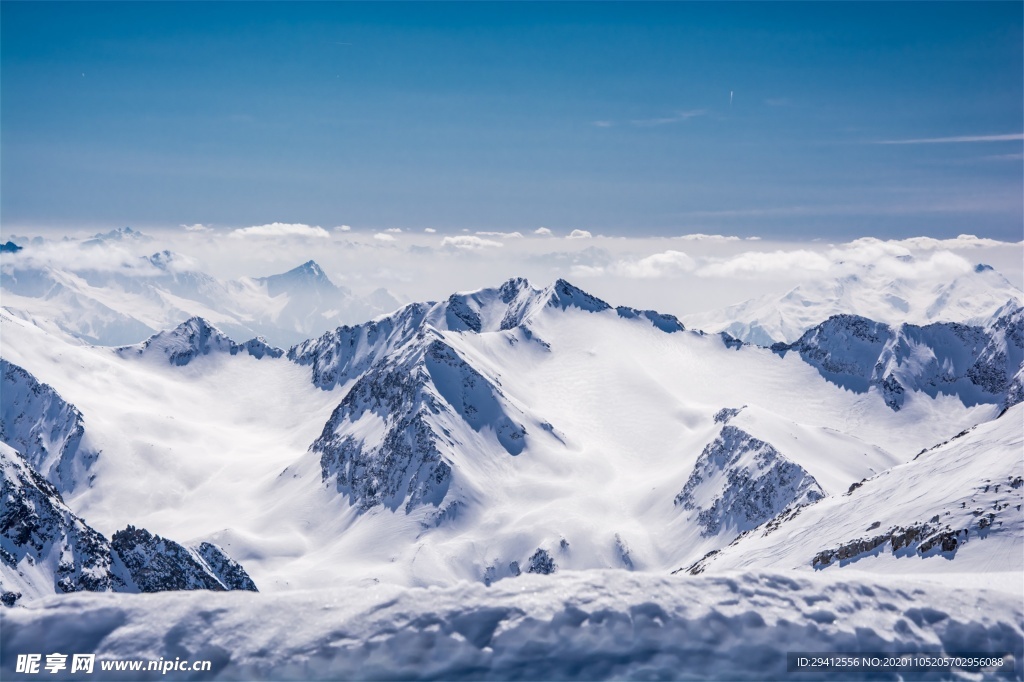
[527,549,556,575]
[312,333,534,514]
[0,359,96,491]
[615,306,685,333]
[712,406,744,424]
[546,279,611,313]
[0,445,123,601]
[772,315,890,386]
[240,336,284,360]
[111,527,257,593]
[811,522,971,569]
[774,308,1024,411]
[112,526,226,592]
[196,542,258,592]
[289,304,432,391]
[117,317,284,366]
[0,445,257,603]
[311,343,452,513]
[675,426,824,537]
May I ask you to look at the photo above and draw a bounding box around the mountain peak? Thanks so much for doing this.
[90,226,150,242]
[545,279,611,313]
[297,260,325,277]
[120,316,238,366]
[258,260,339,298]
[975,263,995,273]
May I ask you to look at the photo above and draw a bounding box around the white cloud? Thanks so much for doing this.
[697,250,833,278]
[592,121,613,128]
[677,233,741,242]
[181,223,212,233]
[1,240,164,276]
[876,133,1024,145]
[569,264,607,277]
[373,233,397,242]
[385,228,403,233]
[231,223,329,239]
[476,231,524,239]
[612,250,697,279]
[424,228,437,234]
[566,229,593,240]
[440,235,503,250]
[534,227,554,237]
[631,110,706,127]
[830,241,973,279]
[335,225,352,232]
[847,235,1019,251]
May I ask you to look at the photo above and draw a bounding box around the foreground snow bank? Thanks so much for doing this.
[2,571,1021,680]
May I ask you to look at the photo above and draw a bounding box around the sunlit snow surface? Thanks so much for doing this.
[2,570,1022,680]
[2,271,1023,680]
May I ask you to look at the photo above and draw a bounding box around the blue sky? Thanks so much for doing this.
[2,2,1022,240]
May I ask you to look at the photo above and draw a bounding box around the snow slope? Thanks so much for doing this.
[2,570,1020,680]
[1,359,97,492]
[2,276,1015,597]
[684,404,1024,579]
[0,444,256,604]
[684,264,1024,345]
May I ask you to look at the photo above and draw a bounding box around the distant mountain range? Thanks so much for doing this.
[683,263,1023,345]
[2,273,1020,605]
[1,245,404,346]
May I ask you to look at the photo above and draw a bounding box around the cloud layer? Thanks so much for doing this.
[4,227,1020,321]
[231,223,330,239]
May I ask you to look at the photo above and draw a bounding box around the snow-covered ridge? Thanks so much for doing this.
[0,444,257,606]
[2,275,1020,599]
[773,306,1024,411]
[311,332,551,516]
[0,443,124,605]
[289,277,685,392]
[116,317,283,366]
[0,359,96,492]
[675,424,825,538]
[687,404,1024,576]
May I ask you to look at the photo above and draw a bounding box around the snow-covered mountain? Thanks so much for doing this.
[2,271,1021,679]
[1,245,403,347]
[81,226,153,247]
[683,403,1023,577]
[772,305,1024,412]
[116,317,283,366]
[1,359,97,492]
[2,274,1018,603]
[0,443,256,606]
[684,263,1024,345]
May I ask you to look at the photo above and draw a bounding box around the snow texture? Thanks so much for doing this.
[0,359,97,491]
[1,571,1020,680]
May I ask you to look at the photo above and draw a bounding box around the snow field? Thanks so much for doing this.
[2,570,1021,680]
